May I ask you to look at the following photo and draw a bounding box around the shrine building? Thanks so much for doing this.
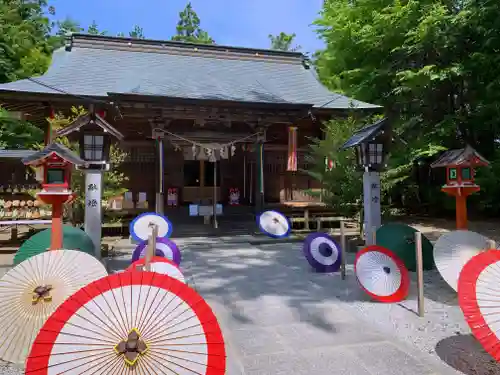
[0,33,380,218]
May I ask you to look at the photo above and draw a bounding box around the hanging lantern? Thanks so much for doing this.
[287,126,298,171]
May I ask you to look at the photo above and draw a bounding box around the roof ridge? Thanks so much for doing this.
[66,33,308,61]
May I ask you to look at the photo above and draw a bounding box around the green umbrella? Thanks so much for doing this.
[14,225,95,265]
[376,223,434,271]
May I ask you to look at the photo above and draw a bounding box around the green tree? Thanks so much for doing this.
[313,0,500,215]
[306,116,363,218]
[129,25,145,39]
[0,108,44,149]
[56,17,83,36]
[87,20,106,35]
[171,2,214,44]
[268,32,301,52]
[0,0,54,82]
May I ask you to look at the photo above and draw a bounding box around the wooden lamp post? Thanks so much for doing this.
[430,145,489,230]
[22,143,84,250]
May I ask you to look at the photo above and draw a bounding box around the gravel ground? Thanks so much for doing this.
[0,361,23,375]
[263,242,500,375]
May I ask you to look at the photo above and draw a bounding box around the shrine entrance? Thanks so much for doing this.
[182,160,220,204]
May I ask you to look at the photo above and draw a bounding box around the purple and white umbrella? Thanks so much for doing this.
[303,233,341,272]
[132,237,182,266]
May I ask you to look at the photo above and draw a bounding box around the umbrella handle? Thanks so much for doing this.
[145,224,158,271]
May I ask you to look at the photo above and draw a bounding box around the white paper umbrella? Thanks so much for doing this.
[434,230,492,292]
[130,212,173,242]
[127,256,186,283]
[257,210,291,238]
[25,271,226,374]
[355,245,410,303]
[0,250,107,364]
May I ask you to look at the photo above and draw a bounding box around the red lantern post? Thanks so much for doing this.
[22,143,84,249]
[430,145,489,230]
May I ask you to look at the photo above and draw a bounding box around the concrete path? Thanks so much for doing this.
[109,237,460,375]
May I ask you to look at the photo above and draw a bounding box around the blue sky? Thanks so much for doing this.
[48,0,325,54]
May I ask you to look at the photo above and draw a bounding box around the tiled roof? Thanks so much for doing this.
[0,33,380,110]
[0,149,35,159]
[430,145,490,168]
[22,143,84,166]
[341,118,387,149]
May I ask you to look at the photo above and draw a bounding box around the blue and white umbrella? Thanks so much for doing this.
[257,210,291,238]
[129,212,173,242]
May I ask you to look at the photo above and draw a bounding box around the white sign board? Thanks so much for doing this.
[189,204,199,216]
[363,171,382,245]
[84,170,102,258]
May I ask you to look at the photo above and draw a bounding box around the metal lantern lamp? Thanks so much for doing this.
[342,118,391,244]
[347,118,391,172]
[80,131,111,170]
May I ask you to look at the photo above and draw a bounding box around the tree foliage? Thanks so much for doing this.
[311,0,500,216]
[129,25,145,39]
[86,20,107,35]
[268,32,301,52]
[0,108,44,149]
[171,2,214,44]
[306,117,363,218]
[0,0,53,82]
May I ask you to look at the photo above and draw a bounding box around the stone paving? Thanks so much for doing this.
[108,236,464,375]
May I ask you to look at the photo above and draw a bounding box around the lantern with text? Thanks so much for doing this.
[342,118,391,172]
[22,143,84,250]
[430,145,489,230]
[342,118,391,244]
[56,109,124,171]
[56,108,124,258]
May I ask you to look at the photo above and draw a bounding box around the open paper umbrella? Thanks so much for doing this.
[14,225,95,265]
[458,249,500,361]
[128,256,186,283]
[303,232,341,273]
[355,245,410,303]
[0,250,107,364]
[376,223,434,271]
[25,271,226,374]
[434,230,492,292]
[130,212,173,242]
[132,237,182,265]
[257,210,291,238]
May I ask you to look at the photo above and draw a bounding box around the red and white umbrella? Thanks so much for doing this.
[127,256,186,284]
[26,271,226,374]
[459,249,500,361]
[355,245,410,303]
[0,250,107,364]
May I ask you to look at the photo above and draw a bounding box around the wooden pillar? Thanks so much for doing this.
[456,193,468,230]
[255,140,265,212]
[155,137,165,214]
[50,203,63,250]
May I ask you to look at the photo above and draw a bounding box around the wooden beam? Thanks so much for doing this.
[118,103,302,123]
